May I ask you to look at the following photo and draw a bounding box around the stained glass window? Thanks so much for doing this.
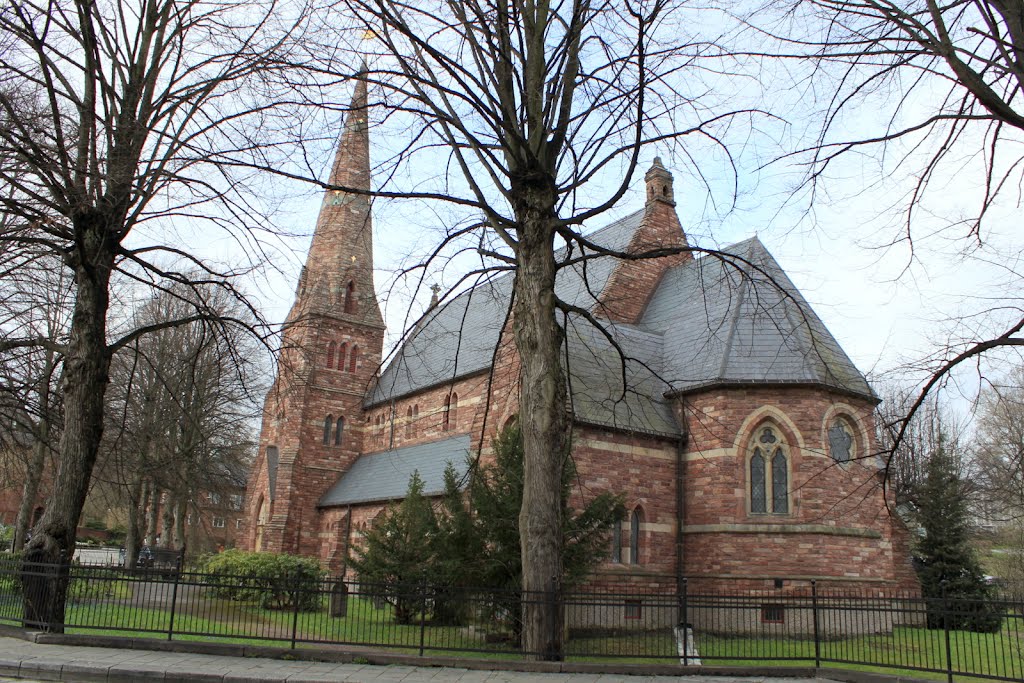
[829,420,853,463]
[750,448,767,513]
[610,518,622,563]
[772,448,788,513]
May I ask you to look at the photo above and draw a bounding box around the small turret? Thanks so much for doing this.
[645,156,675,208]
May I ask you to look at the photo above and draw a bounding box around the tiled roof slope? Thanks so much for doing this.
[565,320,676,436]
[368,220,874,436]
[368,211,643,404]
[641,237,874,399]
[318,434,471,507]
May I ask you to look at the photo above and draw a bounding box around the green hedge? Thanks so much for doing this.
[200,550,324,611]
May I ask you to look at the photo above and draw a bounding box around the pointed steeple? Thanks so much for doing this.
[293,71,382,328]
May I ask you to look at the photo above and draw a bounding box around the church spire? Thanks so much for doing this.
[293,71,382,327]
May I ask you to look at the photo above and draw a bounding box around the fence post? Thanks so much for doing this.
[290,570,300,650]
[167,554,183,641]
[54,549,67,634]
[418,575,427,657]
[942,581,953,683]
[680,578,689,666]
[811,580,820,668]
[547,575,563,662]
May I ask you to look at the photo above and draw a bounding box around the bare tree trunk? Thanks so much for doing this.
[145,486,160,547]
[14,438,48,552]
[512,200,567,661]
[159,493,174,548]
[125,475,144,568]
[22,213,114,630]
[172,498,186,551]
[14,350,56,552]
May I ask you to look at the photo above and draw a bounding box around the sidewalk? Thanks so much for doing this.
[0,635,836,683]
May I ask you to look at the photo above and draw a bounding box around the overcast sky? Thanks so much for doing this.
[187,13,1024,425]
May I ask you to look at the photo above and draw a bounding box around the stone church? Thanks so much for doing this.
[242,78,919,595]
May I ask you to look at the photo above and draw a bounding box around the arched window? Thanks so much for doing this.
[750,424,789,515]
[349,345,359,373]
[750,449,767,513]
[629,507,643,565]
[337,342,347,371]
[344,281,356,314]
[610,518,622,564]
[450,392,458,430]
[442,394,451,431]
[323,415,333,445]
[326,341,336,368]
[405,406,413,439]
[771,449,788,513]
[335,416,344,446]
[828,418,855,463]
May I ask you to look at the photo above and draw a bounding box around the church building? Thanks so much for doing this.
[242,78,919,596]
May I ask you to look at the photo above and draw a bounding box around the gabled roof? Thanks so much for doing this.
[368,219,875,438]
[318,434,470,507]
[641,237,874,400]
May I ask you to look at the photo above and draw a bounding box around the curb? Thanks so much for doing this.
[0,629,947,683]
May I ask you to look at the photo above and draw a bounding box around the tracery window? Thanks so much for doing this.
[749,425,789,515]
[828,418,854,463]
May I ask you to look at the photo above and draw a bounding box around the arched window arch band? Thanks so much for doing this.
[749,425,789,515]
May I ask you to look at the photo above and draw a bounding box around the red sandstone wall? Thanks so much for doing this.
[679,386,919,592]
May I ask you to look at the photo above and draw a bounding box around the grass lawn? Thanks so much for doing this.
[3,584,1021,682]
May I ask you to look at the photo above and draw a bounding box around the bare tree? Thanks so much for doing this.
[328,0,753,659]
[99,282,264,567]
[974,368,1024,524]
[877,385,973,512]
[0,0,342,626]
[757,0,1024,447]
[0,250,72,551]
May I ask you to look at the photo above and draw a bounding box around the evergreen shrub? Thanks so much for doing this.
[201,550,323,611]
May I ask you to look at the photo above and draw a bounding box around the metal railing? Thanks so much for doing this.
[1,557,1021,681]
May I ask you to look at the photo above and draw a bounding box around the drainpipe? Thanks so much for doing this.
[675,429,688,597]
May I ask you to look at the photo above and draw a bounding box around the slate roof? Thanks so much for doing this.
[641,237,874,399]
[368,211,643,405]
[318,434,471,507]
[366,215,874,438]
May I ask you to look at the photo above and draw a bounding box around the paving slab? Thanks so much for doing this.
[0,635,852,683]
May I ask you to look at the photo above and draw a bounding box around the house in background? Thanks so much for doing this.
[242,77,920,599]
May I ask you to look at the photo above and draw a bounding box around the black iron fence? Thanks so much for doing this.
[0,556,1021,681]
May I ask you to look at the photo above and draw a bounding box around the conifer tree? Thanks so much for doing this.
[349,471,436,624]
[915,437,1001,632]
